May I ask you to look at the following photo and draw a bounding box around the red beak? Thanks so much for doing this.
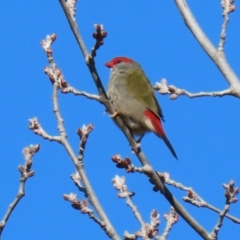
[104,60,114,68]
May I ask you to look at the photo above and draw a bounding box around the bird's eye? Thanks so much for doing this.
[117,59,122,63]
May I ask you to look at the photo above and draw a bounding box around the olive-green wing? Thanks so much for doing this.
[126,68,164,121]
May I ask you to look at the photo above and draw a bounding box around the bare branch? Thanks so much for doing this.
[32,33,121,239]
[70,124,93,198]
[111,154,146,173]
[113,176,144,227]
[65,0,77,20]
[157,172,240,224]
[0,145,40,237]
[112,176,161,239]
[71,171,88,197]
[59,0,89,60]
[41,34,101,103]
[90,24,107,59]
[29,118,61,142]
[174,0,240,96]
[63,193,106,229]
[154,79,232,100]
[159,207,179,240]
[77,124,94,161]
[218,0,237,53]
[210,180,239,239]
[62,87,102,102]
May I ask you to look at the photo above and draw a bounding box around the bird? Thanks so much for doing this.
[105,56,177,159]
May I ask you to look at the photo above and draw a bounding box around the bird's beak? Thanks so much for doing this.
[104,60,114,68]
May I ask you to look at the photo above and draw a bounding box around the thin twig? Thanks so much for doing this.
[210,180,239,239]
[159,207,179,240]
[154,79,232,100]
[218,0,236,53]
[71,171,88,197]
[29,117,61,142]
[112,176,145,227]
[90,24,107,59]
[111,154,146,173]
[62,87,102,102]
[218,3,229,53]
[0,145,39,237]
[77,124,94,161]
[70,125,93,198]
[63,193,105,229]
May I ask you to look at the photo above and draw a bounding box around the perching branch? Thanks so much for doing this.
[58,1,213,239]
[0,144,40,237]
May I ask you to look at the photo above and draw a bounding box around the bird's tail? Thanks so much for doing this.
[144,109,178,159]
[161,134,178,160]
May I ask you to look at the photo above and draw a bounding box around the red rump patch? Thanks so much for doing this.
[144,109,165,137]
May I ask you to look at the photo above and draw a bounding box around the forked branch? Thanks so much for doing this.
[172,0,240,99]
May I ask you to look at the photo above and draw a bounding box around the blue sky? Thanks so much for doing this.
[1,1,240,239]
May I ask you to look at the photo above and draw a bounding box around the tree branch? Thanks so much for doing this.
[154,78,232,100]
[210,180,239,239]
[218,0,236,53]
[112,175,163,239]
[0,145,39,237]
[31,33,121,240]
[174,0,240,97]
[62,87,102,102]
[63,193,106,230]
[159,207,179,240]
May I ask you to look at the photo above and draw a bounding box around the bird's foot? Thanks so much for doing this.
[110,111,119,118]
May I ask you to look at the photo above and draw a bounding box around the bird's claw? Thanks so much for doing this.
[110,111,119,118]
